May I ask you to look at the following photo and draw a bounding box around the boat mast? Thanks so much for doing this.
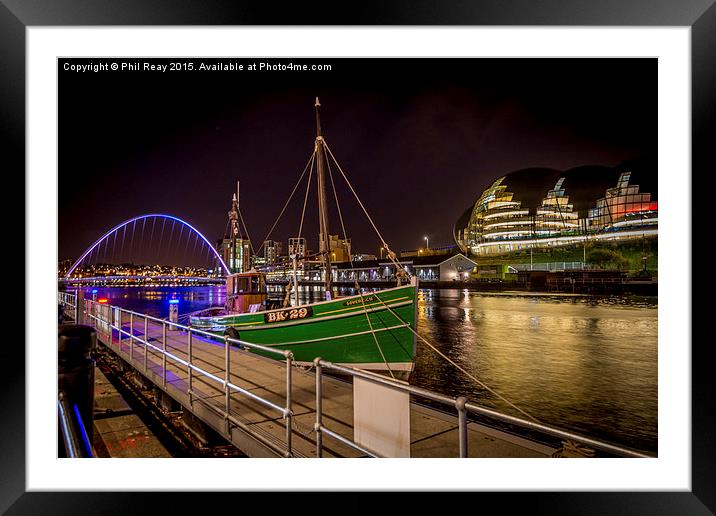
[314,97,333,298]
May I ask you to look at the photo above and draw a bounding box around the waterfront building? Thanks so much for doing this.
[327,234,351,262]
[454,157,657,256]
[217,237,251,273]
[263,240,283,265]
[400,245,458,259]
[288,237,307,258]
[258,252,477,283]
[353,253,377,262]
[333,252,477,282]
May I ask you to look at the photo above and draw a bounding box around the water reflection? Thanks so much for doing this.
[413,289,657,452]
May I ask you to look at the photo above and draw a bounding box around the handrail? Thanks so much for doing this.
[313,358,653,459]
[58,391,94,458]
[81,298,295,457]
[112,306,290,358]
[58,291,79,323]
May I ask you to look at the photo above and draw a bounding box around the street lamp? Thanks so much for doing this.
[424,236,429,250]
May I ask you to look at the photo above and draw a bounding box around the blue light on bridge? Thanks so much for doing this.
[169,299,180,304]
[64,213,231,279]
[91,289,98,294]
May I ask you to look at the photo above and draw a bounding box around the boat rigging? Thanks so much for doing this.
[189,99,419,376]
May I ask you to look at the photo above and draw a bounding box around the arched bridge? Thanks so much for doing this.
[65,214,230,279]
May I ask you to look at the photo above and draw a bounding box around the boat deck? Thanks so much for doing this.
[96,318,556,458]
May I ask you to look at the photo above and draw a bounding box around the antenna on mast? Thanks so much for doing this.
[315,97,322,137]
[314,97,332,298]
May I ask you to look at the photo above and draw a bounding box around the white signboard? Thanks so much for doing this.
[353,376,411,458]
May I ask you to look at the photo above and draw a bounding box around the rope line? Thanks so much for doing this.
[255,150,316,258]
[325,156,352,263]
[372,293,541,423]
[297,152,316,240]
[238,207,256,258]
[323,142,408,276]
[326,155,394,377]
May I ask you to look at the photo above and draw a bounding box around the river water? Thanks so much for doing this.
[82,285,657,452]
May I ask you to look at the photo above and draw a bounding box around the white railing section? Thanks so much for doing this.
[58,291,78,323]
[61,292,653,459]
[81,297,294,457]
[312,359,653,459]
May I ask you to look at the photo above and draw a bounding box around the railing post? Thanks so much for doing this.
[188,330,193,407]
[456,396,468,458]
[225,335,231,435]
[118,309,123,350]
[162,321,167,387]
[143,315,148,373]
[314,357,323,458]
[129,312,134,362]
[74,292,79,324]
[285,352,293,457]
[80,291,88,325]
[108,302,113,347]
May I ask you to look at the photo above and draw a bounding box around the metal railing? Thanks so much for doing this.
[81,298,295,457]
[58,290,78,323]
[509,262,587,272]
[65,293,653,459]
[312,359,653,459]
[58,391,94,458]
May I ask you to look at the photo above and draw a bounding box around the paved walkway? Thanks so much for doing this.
[91,314,555,458]
[93,367,171,458]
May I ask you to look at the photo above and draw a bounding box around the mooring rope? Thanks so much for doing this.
[371,293,541,423]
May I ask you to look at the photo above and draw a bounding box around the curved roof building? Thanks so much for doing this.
[454,156,657,255]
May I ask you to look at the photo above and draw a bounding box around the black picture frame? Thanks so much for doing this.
[4,1,712,513]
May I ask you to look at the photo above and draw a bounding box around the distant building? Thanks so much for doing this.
[217,237,251,273]
[353,253,377,262]
[334,252,477,282]
[454,157,657,256]
[263,240,283,265]
[327,234,351,262]
[288,237,306,258]
[400,245,457,258]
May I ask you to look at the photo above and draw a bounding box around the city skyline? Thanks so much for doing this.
[59,58,656,266]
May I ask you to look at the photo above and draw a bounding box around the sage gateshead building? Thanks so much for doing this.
[453,157,657,256]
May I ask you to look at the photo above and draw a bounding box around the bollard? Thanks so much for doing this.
[58,324,96,454]
[168,299,179,331]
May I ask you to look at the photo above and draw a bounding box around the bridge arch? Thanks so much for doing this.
[65,213,230,279]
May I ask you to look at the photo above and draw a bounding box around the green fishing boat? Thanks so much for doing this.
[190,98,418,374]
[191,275,417,371]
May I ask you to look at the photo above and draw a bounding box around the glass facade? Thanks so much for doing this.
[288,237,306,258]
[218,237,251,273]
[456,167,657,256]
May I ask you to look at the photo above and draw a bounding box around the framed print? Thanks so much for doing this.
[3,0,713,512]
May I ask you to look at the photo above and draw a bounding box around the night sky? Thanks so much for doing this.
[58,58,656,265]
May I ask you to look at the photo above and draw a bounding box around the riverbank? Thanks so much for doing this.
[265,274,657,296]
[419,277,657,296]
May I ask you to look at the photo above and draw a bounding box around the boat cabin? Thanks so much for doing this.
[225,270,268,314]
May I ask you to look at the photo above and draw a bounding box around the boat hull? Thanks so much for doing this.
[190,280,418,372]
